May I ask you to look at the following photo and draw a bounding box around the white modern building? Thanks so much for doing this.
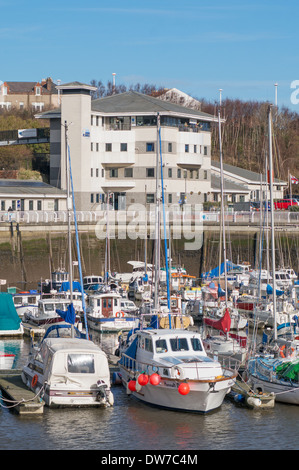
[37,82,219,211]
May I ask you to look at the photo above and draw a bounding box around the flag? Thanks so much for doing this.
[290,174,299,184]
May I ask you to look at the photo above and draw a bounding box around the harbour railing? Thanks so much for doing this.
[0,210,299,226]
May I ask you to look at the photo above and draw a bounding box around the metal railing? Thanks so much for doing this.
[0,210,298,225]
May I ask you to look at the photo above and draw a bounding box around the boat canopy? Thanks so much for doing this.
[0,293,22,331]
[202,261,237,280]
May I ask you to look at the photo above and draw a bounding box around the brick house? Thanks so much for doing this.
[0,77,59,111]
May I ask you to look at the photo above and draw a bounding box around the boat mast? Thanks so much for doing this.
[218,106,228,305]
[65,121,74,337]
[268,105,277,340]
[154,114,161,311]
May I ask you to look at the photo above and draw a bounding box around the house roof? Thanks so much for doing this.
[0,180,66,196]
[211,160,286,185]
[4,79,58,95]
[211,174,249,193]
[91,91,216,120]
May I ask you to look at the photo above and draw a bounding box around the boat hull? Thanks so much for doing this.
[119,368,235,413]
[0,354,15,369]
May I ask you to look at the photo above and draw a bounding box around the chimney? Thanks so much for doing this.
[46,77,52,91]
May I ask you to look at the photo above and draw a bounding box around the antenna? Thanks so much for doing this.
[112,73,116,94]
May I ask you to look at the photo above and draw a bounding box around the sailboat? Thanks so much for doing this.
[246,106,299,405]
[21,121,114,407]
[202,100,248,368]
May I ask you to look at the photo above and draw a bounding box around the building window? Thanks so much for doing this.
[204,170,208,179]
[106,143,112,151]
[12,200,16,210]
[204,146,208,155]
[96,168,99,177]
[35,86,41,96]
[91,194,94,203]
[185,144,189,153]
[110,168,118,178]
[204,193,207,202]
[168,142,172,152]
[146,142,155,152]
[19,102,24,110]
[240,195,245,202]
[146,168,155,178]
[146,194,155,204]
[102,169,104,177]
[177,168,181,178]
[1,201,5,211]
[91,168,93,177]
[124,168,133,177]
[213,193,218,202]
[96,116,100,126]
[196,170,199,179]
[2,86,7,96]
[96,143,99,152]
[91,143,93,151]
[96,194,99,203]
[120,143,127,152]
[194,145,197,153]
[168,194,172,204]
[37,200,42,211]
[190,170,193,179]
[29,200,34,210]
[168,168,172,178]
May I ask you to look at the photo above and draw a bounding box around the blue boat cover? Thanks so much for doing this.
[59,281,82,292]
[0,293,22,331]
[266,284,284,296]
[202,261,237,279]
[56,303,76,324]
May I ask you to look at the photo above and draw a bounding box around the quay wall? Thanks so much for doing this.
[0,217,298,290]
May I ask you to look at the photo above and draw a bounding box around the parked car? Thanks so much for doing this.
[274,199,299,210]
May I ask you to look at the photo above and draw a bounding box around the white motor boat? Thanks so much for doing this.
[22,298,75,328]
[21,337,114,408]
[12,291,41,319]
[118,328,237,413]
[87,292,139,332]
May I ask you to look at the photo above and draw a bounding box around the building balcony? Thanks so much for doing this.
[101,180,136,192]
[177,154,203,169]
[101,153,135,167]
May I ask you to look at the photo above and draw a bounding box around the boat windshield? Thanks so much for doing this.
[155,336,203,354]
[67,354,95,374]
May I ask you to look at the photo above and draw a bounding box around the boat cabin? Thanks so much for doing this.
[87,293,122,318]
[83,275,104,290]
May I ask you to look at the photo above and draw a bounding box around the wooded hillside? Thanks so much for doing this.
[200,98,299,183]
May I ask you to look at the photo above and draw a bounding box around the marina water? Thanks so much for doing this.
[1,332,298,451]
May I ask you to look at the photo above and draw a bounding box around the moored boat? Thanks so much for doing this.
[21,337,114,408]
[118,328,237,413]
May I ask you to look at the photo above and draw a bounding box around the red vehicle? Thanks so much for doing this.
[274,198,299,210]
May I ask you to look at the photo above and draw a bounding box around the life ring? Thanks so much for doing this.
[280,345,295,358]
[171,365,185,380]
[31,374,38,388]
[115,311,125,318]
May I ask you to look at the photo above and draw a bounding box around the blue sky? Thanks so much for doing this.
[2,0,299,111]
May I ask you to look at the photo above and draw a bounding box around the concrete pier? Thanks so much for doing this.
[0,370,44,415]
